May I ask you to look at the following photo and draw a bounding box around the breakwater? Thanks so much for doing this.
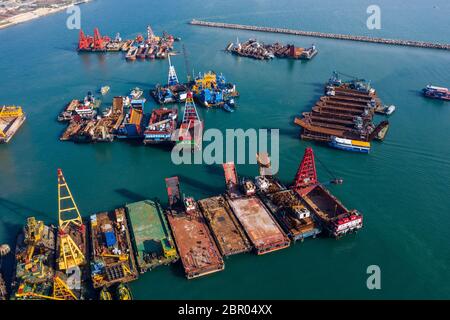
[190,19,450,51]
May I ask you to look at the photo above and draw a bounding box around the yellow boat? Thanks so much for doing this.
[116,283,132,300]
[99,287,113,300]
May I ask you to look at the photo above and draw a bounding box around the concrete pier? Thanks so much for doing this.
[190,19,450,51]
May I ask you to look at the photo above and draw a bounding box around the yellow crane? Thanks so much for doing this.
[15,276,77,301]
[57,169,85,270]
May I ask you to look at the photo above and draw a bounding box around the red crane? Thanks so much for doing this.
[78,29,92,50]
[293,147,342,196]
[293,147,318,196]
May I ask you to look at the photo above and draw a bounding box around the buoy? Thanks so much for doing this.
[0,244,11,257]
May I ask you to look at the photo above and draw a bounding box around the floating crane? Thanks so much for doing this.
[167,55,179,86]
[57,169,86,271]
[15,276,78,301]
[293,147,343,196]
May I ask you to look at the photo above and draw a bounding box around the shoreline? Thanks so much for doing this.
[0,0,91,30]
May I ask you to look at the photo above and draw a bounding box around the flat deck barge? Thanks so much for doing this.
[89,208,139,288]
[222,162,290,254]
[165,177,224,279]
[198,196,252,256]
[126,200,179,273]
[226,196,291,254]
[0,106,26,143]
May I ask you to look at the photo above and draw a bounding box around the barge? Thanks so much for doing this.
[226,39,317,60]
[143,107,178,145]
[254,154,321,241]
[151,56,189,104]
[222,163,290,255]
[89,208,139,288]
[78,26,177,60]
[294,72,392,148]
[126,200,179,273]
[198,196,252,256]
[191,71,239,108]
[0,106,26,144]
[292,148,363,238]
[165,177,224,279]
[12,217,57,300]
[116,99,145,139]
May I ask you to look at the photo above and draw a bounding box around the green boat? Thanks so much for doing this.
[126,200,179,273]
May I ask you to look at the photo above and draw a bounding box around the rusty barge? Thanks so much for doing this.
[198,196,252,257]
[294,72,391,150]
[254,153,321,241]
[165,177,224,279]
[222,163,290,255]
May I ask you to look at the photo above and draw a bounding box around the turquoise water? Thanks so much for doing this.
[0,0,449,299]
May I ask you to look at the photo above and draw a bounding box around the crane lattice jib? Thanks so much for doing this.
[182,92,199,124]
[58,233,85,270]
[167,55,179,86]
[53,276,78,300]
[293,147,318,192]
[57,169,83,231]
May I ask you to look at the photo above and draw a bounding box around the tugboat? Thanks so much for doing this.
[116,283,133,300]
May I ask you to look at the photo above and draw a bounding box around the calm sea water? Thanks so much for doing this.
[0,0,449,299]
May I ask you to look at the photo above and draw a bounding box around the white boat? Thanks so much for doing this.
[130,87,143,100]
[329,136,370,153]
[384,105,396,115]
[100,86,110,95]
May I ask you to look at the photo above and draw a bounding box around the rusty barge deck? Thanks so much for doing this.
[89,208,139,288]
[198,196,252,256]
[165,177,224,279]
[226,196,290,255]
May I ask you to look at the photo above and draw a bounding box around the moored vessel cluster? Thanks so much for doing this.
[77,26,179,61]
[226,38,318,60]
[3,147,363,299]
[294,71,395,153]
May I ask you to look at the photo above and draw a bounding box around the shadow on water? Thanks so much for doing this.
[177,174,223,196]
[1,220,22,293]
[115,188,147,203]
[168,260,187,279]
[0,197,44,217]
